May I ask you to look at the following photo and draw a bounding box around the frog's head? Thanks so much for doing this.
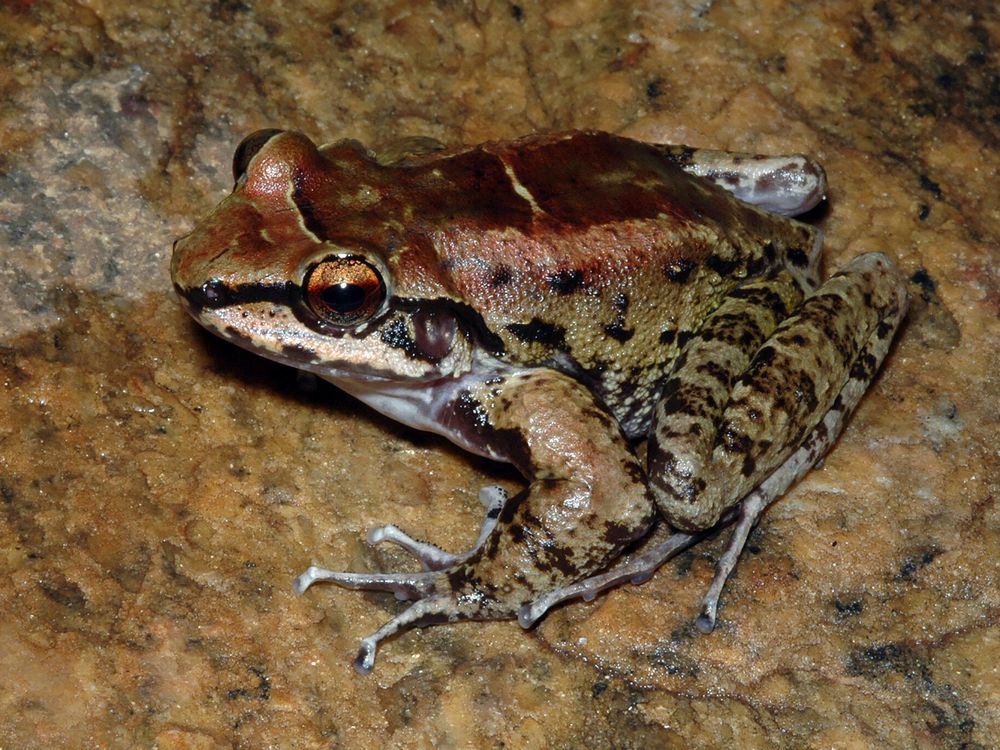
[171,130,475,385]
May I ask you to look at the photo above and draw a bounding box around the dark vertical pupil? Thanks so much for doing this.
[321,283,366,312]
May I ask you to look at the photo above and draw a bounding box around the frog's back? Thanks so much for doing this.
[412,132,820,435]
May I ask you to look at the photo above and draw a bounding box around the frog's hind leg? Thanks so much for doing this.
[517,524,705,628]
[693,369,870,631]
[648,251,908,630]
[657,144,827,216]
[365,486,508,571]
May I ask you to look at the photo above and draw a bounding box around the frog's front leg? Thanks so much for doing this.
[295,369,656,673]
[650,251,908,629]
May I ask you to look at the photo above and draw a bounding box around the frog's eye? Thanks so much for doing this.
[304,256,386,327]
[232,129,284,183]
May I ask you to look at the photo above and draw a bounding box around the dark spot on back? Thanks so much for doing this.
[660,329,676,345]
[546,269,584,294]
[490,265,513,287]
[706,254,740,277]
[507,318,566,347]
[665,259,695,283]
[604,322,634,343]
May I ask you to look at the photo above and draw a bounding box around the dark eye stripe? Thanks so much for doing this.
[180,280,296,312]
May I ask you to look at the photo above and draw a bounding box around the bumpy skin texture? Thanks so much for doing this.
[172,131,821,436]
[442,369,655,614]
[171,130,908,671]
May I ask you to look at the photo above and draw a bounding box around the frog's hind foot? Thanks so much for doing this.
[293,486,511,673]
[694,490,768,633]
[656,144,827,216]
[365,485,508,571]
[517,525,704,628]
[293,565,465,674]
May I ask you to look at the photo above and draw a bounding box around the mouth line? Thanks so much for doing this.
[186,309,428,386]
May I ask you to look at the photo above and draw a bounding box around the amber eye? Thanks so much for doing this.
[304,256,386,327]
[232,129,284,183]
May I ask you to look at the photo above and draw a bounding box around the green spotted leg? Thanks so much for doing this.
[522,253,907,631]
[653,251,907,628]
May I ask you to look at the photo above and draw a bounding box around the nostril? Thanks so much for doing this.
[178,279,235,311]
[202,279,227,303]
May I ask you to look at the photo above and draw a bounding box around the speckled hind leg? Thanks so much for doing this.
[657,144,827,216]
[517,523,706,628]
[649,252,907,630]
[521,266,807,625]
[693,361,879,632]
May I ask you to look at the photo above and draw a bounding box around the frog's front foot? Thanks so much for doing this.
[363,485,508,572]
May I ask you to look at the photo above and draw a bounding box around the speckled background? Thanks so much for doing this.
[1,1,998,748]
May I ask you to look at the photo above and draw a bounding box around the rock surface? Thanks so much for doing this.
[1,1,997,747]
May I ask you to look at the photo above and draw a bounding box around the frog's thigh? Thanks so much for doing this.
[650,252,908,532]
[462,368,656,595]
[657,144,827,216]
[648,268,807,528]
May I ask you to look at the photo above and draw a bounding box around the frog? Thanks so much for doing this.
[171,129,908,673]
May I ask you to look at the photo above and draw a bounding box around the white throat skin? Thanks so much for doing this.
[323,349,521,463]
